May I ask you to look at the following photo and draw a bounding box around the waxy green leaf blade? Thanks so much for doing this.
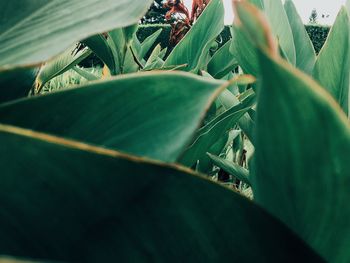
[35,46,92,90]
[0,0,153,69]
[254,51,350,263]
[207,39,238,79]
[0,124,324,262]
[207,153,251,185]
[0,72,226,162]
[284,0,316,75]
[313,7,350,115]
[263,0,296,65]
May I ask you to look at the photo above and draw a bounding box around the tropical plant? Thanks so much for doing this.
[0,0,349,262]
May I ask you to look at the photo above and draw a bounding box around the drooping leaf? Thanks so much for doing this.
[207,153,251,185]
[284,0,316,75]
[72,67,100,81]
[313,7,350,115]
[0,0,153,69]
[0,124,324,262]
[164,0,225,72]
[0,72,227,162]
[35,46,92,91]
[254,51,350,263]
[207,39,238,79]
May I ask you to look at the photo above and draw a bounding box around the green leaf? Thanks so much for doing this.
[313,7,350,115]
[164,0,224,72]
[0,0,153,69]
[139,29,162,60]
[72,67,100,81]
[248,0,264,9]
[82,34,118,75]
[179,81,256,167]
[238,112,255,144]
[231,1,277,77]
[207,39,238,79]
[197,134,228,173]
[263,0,296,65]
[144,45,164,70]
[0,68,36,104]
[284,0,316,75]
[108,29,126,72]
[254,51,350,262]
[207,153,251,186]
[35,46,92,91]
[0,124,324,262]
[230,26,259,76]
[0,72,227,162]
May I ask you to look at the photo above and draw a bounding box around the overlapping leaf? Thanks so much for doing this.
[313,7,350,115]
[164,0,224,72]
[0,72,227,162]
[284,0,316,75]
[35,46,92,91]
[254,51,350,263]
[0,0,153,69]
[0,124,323,262]
[207,39,238,79]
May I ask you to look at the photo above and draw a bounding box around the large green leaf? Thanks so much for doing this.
[0,68,36,104]
[207,39,238,79]
[0,124,324,262]
[0,72,226,162]
[263,0,296,65]
[164,0,224,72]
[254,51,350,262]
[35,46,92,92]
[313,7,350,115]
[284,0,316,75]
[0,0,153,69]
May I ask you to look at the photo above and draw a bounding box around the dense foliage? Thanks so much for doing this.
[134,24,329,57]
[0,0,349,262]
[141,0,170,24]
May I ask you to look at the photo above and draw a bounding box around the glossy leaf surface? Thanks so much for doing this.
[254,51,350,263]
[0,0,153,69]
[0,124,323,262]
[0,72,226,162]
